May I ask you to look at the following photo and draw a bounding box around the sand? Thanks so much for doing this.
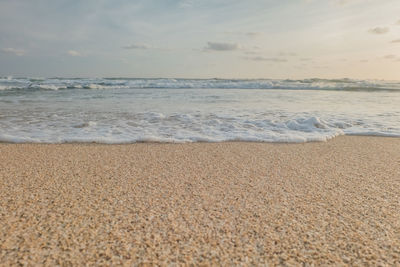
[0,136,399,265]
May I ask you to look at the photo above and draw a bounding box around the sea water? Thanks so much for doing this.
[0,77,399,143]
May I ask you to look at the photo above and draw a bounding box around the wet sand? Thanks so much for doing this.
[0,136,399,265]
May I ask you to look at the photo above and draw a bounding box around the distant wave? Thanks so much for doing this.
[1,77,400,92]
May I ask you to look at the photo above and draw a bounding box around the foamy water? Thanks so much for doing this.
[0,77,399,143]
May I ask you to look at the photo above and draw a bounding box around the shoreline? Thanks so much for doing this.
[0,134,399,145]
[1,135,399,265]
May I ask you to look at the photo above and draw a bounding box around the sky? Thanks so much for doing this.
[0,0,399,79]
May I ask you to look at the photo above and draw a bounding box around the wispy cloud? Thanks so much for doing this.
[383,54,396,60]
[223,31,263,38]
[122,43,151,50]
[204,42,240,52]
[391,39,400,43]
[244,51,260,55]
[245,32,262,37]
[1,47,25,56]
[306,0,360,6]
[178,0,194,8]
[245,56,287,62]
[67,50,82,57]
[279,52,297,57]
[368,27,389,34]
[396,19,400,25]
[335,0,357,5]
[122,43,172,52]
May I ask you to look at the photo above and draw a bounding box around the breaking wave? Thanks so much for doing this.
[1,77,399,143]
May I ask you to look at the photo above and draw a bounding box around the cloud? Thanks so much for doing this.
[307,0,359,6]
[122,43,151,50]
[204,42,240,51]
[359,59,368,63]
[244,51,260,55]
[245,32,262,37]
[383,54,396,60]
[368,27,389,35]
[122,44,172,52]
[279,52,297,57]
[397,20,400,25]
[335,0,356,5]
[223,31,262,38]
[178,0,194,8]
[391,39,400,43]
[246,56,287,62]
[67,50,82,57]
[1,47,25,56]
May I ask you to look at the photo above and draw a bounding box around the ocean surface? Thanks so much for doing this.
[0,77,399,143]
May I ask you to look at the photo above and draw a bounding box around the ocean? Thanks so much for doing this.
[0,77,399,143]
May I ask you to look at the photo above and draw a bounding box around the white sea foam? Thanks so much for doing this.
[0,111,398,143]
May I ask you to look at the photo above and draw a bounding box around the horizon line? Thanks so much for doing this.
[1,76,400,82]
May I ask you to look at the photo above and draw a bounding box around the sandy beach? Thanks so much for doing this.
[0,136,399,265]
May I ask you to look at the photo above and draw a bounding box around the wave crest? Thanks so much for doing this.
[1,77,400,92]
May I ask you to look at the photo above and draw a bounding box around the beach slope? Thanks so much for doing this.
[0,136,399,265]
